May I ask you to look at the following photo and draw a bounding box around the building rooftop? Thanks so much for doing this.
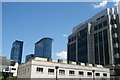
[25,57,105,68]
[35,37,53,44]
[72,7,119,33]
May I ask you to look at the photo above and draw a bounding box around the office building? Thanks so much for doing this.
[67,7,120,65]
[17,57,110,79]
[34,37,53,58]
[25,54,34,62]
[10,40,23,64]
[67,7,120,78]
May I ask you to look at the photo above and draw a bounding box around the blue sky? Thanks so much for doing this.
[2,2,118,63]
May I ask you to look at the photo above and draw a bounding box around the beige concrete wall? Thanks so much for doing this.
[17,58,110,78]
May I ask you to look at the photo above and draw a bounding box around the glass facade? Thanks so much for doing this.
[10,40,23,64]
[67,28,88,63]
[94,29,109,65]
[94,21,107,31]
[98,31,104,65]
[25,54,34,62]
[94,33,99,64]
[35,38,53,58]
[68,42,76,62]
[77,28,88,63]
[103,29,109,65]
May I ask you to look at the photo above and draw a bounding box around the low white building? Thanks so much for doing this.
[0,56,18,77]
[2,60,18,77]
[18,57,110,79]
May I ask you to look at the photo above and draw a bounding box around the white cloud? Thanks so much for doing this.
[93,0,108,8]
[56,51,67,59]
[62,34,68,37]
[114,2,118,6]
[112,0,120,6]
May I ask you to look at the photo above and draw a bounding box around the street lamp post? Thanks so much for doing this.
[92,70,95,80]
[55,66,59,80]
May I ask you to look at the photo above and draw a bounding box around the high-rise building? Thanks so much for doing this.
[34,37,53,58]
[67,7,120,78]
[10,40,23,64]
[67,7,120,66]
[25,54,34,62]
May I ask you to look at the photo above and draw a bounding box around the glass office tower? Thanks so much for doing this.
[25,54,34,62]
[10,40,23,64]
[34,37,53,58]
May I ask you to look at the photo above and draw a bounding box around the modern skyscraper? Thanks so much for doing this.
[34,37,53,58]
[10,40,23,64]
[25,54,34,62]
[67,7,120,66]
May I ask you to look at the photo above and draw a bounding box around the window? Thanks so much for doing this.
[11,68,16,70]
[5,67,9,71]
[36,67,43,73]
[69,39,71,42]
[96,73,100,76]
[103,21,107,27]
[87,72,92,76]
[94,25,98,31]
[69,70,75,75]
[103,73,107,77]
[98,23,103,29]
[48,69,54,74]
[101,15,105,18]
[97,18,100,21]
[111,19,117,25]
[59,70,65,75]
[79,71,84,76]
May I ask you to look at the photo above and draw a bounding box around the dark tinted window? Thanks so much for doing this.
[94,25,98,31]
[103,73,107,77]
[87,72,92,76]
[79,71,84,75]
[48,69,54,73]
[94,33,99,64]
[69,70,75,75]
[103,21,107,26]
[103,29,109,65]
[36,67,43,72]
[111,19,117,25]
[59,70,65,75]
[96,73,100,76]
[12,68,16,70]
[98,23,103,29]
[78,28,88,63]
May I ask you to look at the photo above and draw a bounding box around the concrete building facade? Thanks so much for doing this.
[67,7,120,66]
[17,57,110,79]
